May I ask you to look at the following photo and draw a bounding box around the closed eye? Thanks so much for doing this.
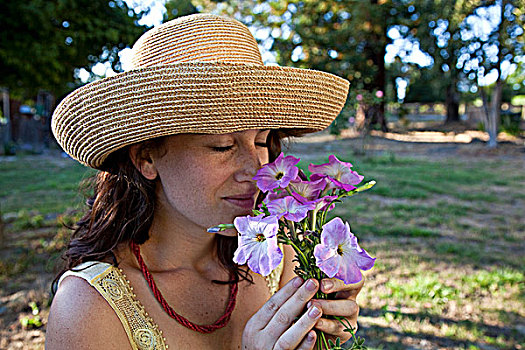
[255,142,268,148]
[212,145,234,152]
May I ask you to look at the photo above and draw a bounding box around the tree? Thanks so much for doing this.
[0,0,146,100]
[406,0,491,123]
[403,64,449,103]
[164,0,199,20]
[461,0,524,147]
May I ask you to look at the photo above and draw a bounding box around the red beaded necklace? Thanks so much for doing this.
[130,241,238,333]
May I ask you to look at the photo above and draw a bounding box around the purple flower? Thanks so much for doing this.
[233,215,283,276]
[289,178,327,203]
[309,155,364,191]
[262,188,288,205]
[310,195,338,212]
[266,196,314,222]
[253,153,300,192]
[314,217,375,284]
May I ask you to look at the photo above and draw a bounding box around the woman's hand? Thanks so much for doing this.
[242,277,322,350]
[307,277,364,345]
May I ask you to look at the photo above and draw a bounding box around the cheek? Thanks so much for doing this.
[158,159,225,203]
[259,148,270,165]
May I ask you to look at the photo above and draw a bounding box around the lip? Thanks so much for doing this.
[223,192,257,210]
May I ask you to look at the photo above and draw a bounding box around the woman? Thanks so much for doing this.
[46,14,362,349]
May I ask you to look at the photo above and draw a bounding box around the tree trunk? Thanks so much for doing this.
[366,0,388,132]
[486,0,505,149]
[1,88,11,147]
[368,103,388,132]
[445,83,460,123]
[487,80,502,148]
[0,209,4,249]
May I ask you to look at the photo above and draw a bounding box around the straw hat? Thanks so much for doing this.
[51,14,350,169]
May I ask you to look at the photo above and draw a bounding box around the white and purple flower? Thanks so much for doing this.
[262,188,288,205]
[289,178,327,203]
[309,195,338,212]
[309,155,364,191]
[253,153,300,192]
[314,217,375,284]
[266,196,314,222]
[233,215,283,276]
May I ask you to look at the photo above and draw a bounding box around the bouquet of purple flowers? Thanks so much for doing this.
[210,153,376,349]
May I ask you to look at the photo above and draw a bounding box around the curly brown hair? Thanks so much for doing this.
[53,129,307,291]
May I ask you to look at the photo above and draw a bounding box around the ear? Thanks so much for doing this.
[129,144,158,180]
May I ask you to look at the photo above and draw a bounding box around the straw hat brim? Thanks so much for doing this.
[52,61,349,169]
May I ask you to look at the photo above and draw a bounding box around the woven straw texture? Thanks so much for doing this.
[52,14,350,169]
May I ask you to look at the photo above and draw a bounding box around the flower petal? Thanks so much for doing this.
[354,248,376,271]
[314,245,340,278]
[336,253,364,284]
[321,217,348,248]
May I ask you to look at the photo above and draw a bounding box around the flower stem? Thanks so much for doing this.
[311,209,318,231]
[287,220,296,240]
[287,239,309,268]
[318,330,330,350]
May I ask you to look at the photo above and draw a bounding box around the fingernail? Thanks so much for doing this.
[322,280,333,292]
[308,305,321,318]
[292,277,303,288]
[307,301,312,309]
[306,279,317,291]
[307,331,315,342]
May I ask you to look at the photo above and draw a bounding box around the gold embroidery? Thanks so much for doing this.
[133,329,157,350]
[102,279,123,300]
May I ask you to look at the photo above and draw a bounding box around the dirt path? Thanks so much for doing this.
[285,129,524,162]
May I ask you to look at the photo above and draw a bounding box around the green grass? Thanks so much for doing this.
[0,157,94,215]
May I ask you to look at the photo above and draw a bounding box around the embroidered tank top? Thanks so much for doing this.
[58,259,284,350]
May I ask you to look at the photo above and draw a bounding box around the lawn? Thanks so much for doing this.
[0,143,523,349]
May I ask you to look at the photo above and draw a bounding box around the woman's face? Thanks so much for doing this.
[151,129,271,235]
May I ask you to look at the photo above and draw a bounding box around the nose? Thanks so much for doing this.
[233,145,264,183]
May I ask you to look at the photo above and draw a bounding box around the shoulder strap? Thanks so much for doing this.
[58,262,167,350]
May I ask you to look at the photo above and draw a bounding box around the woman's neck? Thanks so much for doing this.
[143,222,218,274]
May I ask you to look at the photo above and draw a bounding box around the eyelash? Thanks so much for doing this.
[212,146,233,152]
[211,143,268,153]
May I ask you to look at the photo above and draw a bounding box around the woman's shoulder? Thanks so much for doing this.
[46,266,131,349]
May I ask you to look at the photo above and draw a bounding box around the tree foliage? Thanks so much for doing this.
[0,0,146,99]
[401,0,493,122]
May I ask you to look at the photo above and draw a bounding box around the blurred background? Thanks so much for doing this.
[0,1,523,349]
